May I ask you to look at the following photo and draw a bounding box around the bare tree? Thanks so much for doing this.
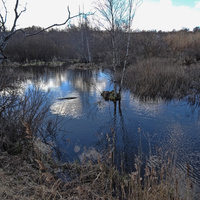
[119,0,142,94]
[0,0,83,64]
[78,6,93,63]
[95,0,142,99]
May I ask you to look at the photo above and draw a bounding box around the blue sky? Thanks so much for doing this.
[173,0,195,7]
[3,0,200,31]
[151,0,196,7]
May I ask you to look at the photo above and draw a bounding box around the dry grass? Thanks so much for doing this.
[0,144,195,200]
[124,58,200,101]
[0,149,64,200]
[0,122,195,200]
[163,31,200,62]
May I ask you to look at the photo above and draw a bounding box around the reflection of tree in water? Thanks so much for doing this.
[96,101,139,172]
[67,69,93,90]
[14,67,106,95]
[67,69,103,93]
[15,66,69,89]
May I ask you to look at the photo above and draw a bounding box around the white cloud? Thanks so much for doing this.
[195,1,200,9]
[133,0,200,31]
[160,0,172,7]
[3,0,200,31]
[4,0,94,29]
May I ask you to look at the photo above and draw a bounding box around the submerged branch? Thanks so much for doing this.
[57,97,78,100]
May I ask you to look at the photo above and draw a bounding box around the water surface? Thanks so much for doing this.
[18,66,200,190]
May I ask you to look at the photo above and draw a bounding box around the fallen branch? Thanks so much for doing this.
[57,97,78,100]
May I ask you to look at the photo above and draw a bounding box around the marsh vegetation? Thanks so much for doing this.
[1,1,200,199]
[4,25,200,102]
[1,65,200,199]
[124,58,200,102]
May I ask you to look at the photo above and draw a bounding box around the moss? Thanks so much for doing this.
[101,90,121,101]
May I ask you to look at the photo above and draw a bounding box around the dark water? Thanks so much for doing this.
[17,66,200,190]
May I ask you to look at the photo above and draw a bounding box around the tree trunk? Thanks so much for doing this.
[0,52,6,64]
[112,36,118,98]
[86,36,92,63]
[119,33,131,94]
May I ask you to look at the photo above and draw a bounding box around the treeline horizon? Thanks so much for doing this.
[5,24,200,66]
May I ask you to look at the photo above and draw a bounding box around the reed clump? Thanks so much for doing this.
[0,140,195,199]
[124,58,200,101]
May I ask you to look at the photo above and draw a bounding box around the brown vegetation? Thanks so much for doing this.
[0,66,58,157]
[4,27,200,67]
[0,66,196,199]
[5,26,106,65]
[123,58,200,101]
[1,12,200,199]
[0,132,195,200]
[5,26,200,102]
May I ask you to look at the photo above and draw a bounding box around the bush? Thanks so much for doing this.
[124,58,200,100]
[0,66,58,157]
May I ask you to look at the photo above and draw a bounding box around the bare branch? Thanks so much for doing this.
[5,5,88,42]
[0,1,90,63]
[11,0,27,33]
[25,6,83,37]
[0,0,8,32]
[95,0,142,97]
[6,6,86,40]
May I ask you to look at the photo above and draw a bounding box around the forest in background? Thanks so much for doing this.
[1,1,200,199]
[4,25,200,66]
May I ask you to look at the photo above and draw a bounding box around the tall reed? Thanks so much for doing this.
[124,58,200,101]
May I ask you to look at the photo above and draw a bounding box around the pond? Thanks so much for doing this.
[16,66,200,190]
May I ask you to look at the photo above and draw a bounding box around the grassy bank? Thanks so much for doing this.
[124,58,200,102]
[0,143,195,199]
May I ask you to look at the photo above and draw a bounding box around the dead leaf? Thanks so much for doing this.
[22,121,33,137]
[35,159,46,172]
[42,172,55,183]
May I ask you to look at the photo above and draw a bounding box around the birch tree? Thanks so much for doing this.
[78,7,92,63]
[95,0,142,99]
[0,0,83,64]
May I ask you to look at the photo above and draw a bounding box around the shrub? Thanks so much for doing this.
[124,58,200,100]
[0,66,58,157]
